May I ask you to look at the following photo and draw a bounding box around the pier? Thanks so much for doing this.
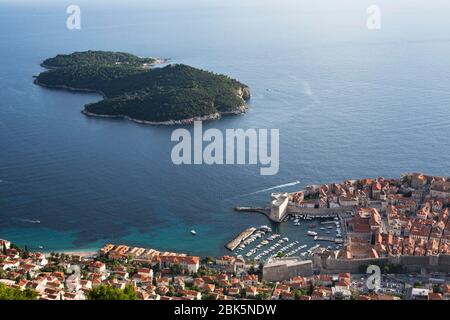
[225,227,257,251]
[234,206,270,215]
[234,206,273,220]
[314,236,344,243]
[320,220,337,224]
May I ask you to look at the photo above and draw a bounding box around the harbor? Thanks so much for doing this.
[224,211,347,263]
[225,224,322,263]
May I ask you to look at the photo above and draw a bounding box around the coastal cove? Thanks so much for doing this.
[2,1,450,258]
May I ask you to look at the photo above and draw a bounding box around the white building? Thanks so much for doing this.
[0,239,11,251]
[270,192,289,222]
[339,196,359,207]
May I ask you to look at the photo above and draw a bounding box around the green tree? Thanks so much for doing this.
[0,284,38,300]
[202,256,215,264]
[202,293,217,300]
[256,292,270,300]
[293,288,307,299]
[87,284,137,300]
[169,263,183,275]
[307,283,315,295]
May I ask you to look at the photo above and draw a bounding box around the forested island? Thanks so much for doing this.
[34,51,251,124]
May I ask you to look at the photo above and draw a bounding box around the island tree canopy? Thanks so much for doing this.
[36,51,250,123]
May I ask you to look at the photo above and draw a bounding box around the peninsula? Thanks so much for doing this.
[34,51,251,125]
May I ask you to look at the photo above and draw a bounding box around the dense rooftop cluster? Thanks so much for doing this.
[1,240,448,300]
[291,173,450,259]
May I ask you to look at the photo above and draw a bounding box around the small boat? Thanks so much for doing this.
[32,220,41,224]
[190,230,197,235]
[38,245,44,250]
[307,231,318,236]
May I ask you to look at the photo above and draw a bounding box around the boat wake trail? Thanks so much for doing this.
[16,218,41,224]
[242,181,301,196]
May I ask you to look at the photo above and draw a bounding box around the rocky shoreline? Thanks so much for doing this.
[33,78,107,98]
[82,102,249,126]
[35,78,250,126]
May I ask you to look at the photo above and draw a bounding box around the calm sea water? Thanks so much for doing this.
[1,0,450,256]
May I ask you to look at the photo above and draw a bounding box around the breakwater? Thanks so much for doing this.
[225,227,257,251]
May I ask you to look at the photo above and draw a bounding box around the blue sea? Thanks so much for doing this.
[1,0,450,256]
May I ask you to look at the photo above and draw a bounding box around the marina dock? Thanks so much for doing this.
[225,227,257,251]
[314,236,344,243]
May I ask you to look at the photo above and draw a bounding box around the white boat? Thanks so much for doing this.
[307,231,318,236]
[190,230,197,235]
